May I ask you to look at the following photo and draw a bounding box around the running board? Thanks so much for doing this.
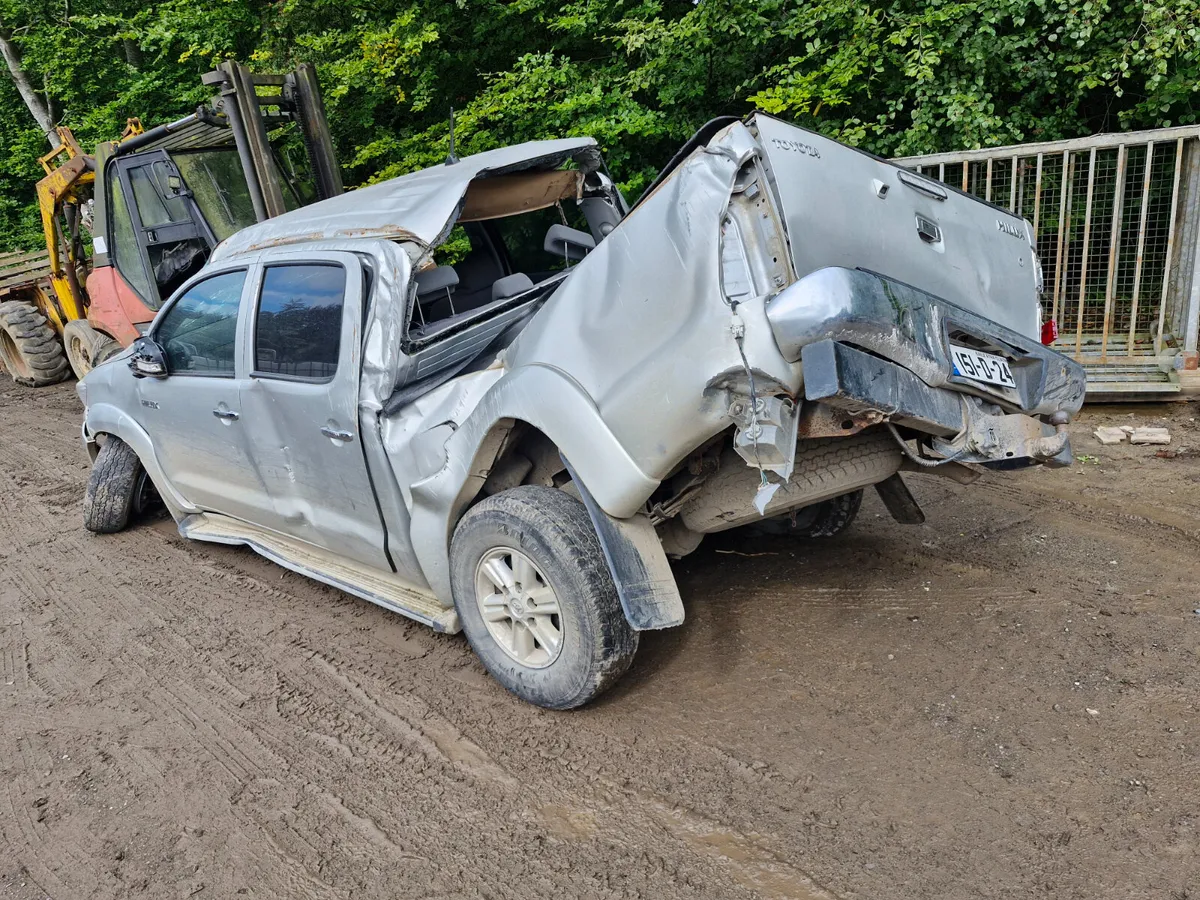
[179,513,460,633]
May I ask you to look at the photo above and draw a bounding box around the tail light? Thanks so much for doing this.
[1041,319,1058,345]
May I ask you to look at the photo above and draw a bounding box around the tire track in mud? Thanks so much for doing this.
[0,388,788,898]
[5,384,1200,900]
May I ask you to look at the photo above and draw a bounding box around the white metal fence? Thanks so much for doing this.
[897,127,1200,394]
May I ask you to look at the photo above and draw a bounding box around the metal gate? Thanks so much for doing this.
[896,127,1200,397]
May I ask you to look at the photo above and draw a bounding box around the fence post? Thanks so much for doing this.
[1179,138,1200,364]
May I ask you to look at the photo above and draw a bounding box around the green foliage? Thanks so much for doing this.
[1,0,1199,249]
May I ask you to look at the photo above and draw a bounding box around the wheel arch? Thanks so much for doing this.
[407,365,660,604]
[83,401,196,521]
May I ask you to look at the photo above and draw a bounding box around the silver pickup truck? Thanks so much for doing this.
[78,114,1086,708]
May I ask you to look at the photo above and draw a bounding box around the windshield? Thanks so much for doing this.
[172,150,258,242]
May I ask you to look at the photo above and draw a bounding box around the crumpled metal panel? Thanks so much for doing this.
[506,120,800,482]
[210,138,600,260]
[751,113,1040,339]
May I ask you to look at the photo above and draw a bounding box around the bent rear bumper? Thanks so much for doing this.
[766,267,1087,466]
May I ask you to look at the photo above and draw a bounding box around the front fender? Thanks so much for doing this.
[83,401,197,521]
[408,363,660,602]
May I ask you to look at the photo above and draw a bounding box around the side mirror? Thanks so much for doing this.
[128,337,168,378]
[544,224,596,262]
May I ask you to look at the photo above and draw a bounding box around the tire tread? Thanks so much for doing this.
[451,486,638,709]
[83,437,142,534]
[0,300,70,387]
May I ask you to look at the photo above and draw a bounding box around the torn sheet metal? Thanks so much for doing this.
[211,138,601,260]
[505,120,800,484]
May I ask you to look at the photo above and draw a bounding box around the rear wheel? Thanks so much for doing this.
[84,436,149,534]
[0,301,70,387]
[450,485,638,709]
[64,320,122,380]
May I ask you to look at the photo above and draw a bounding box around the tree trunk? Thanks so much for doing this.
[0,27,60,148]
[122,37,142,68]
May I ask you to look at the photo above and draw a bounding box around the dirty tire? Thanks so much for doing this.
[793,489,863,537]
[64,319,122,381]
[450,485,639,709]
[751,489,864,538]
[0,301,70,387]
[83,437,143,534]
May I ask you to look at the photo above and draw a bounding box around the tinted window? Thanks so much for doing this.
[107,170,155,303]
[155,271,246,375]
[129,164,189,227]
[254,265,345,380]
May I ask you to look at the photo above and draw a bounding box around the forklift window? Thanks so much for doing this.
[174,150,258,242]
[107,168,156,303]
[129,166,189,227]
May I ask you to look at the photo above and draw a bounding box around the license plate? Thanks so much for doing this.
[950,345,1016,389]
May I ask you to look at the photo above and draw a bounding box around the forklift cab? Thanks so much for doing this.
[90,61,341,314]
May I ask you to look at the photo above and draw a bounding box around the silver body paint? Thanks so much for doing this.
[79,115,1086,631]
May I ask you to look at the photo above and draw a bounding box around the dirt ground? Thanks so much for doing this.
[2,382,1199,900]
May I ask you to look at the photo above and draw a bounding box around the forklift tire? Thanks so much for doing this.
[64,320,122,381]
[0,301,70,387]
[84,437,144,534]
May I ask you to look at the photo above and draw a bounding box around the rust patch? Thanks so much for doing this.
[797,401,884,438]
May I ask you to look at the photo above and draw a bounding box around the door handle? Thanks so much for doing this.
[212,408,240,421]
[321,426,354,441]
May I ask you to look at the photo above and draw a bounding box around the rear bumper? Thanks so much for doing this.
[766,267,1087,466]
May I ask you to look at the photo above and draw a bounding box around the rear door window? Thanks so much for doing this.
[253,264,346,381]
[154,270,247,376]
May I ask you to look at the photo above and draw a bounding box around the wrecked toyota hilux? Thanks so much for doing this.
[78,114,1086,708]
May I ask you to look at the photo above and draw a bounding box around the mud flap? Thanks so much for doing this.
[874,473,925,524]
[563,457,685,631]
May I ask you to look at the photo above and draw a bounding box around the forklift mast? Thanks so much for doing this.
[200,60,343,221]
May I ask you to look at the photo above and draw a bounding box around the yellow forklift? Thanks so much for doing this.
[0,61,341,386]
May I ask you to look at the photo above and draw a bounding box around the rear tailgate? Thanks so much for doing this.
[750,113,1039,340]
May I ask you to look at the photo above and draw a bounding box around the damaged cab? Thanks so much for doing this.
[78,114,1086,708]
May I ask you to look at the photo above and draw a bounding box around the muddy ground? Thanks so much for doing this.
[1,382,1198,900]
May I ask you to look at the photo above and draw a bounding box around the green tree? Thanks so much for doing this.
[1,0,1198,249]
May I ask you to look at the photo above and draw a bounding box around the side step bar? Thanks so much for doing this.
[179,513,459,633]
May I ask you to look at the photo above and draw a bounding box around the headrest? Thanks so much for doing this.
[544,224,595,261]
[415,265,459,296]
[492,273,534,301]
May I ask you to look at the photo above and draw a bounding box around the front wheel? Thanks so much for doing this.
[450,485,638,709]
[84,436,153,534]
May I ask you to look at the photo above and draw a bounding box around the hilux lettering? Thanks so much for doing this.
[997,219,1024,240]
